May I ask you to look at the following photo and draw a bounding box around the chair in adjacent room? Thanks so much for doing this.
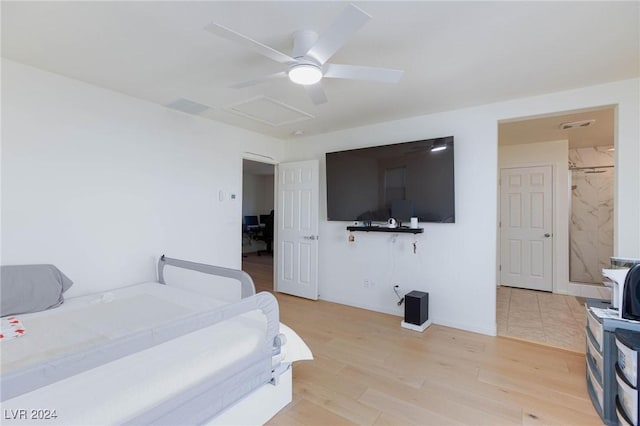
[258,210,274,256]
[243,215,261,243]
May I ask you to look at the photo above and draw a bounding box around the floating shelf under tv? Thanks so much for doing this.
[346,226,423,234]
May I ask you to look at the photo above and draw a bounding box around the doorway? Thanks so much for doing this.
[242,159,275,292]
[496,106,616,351]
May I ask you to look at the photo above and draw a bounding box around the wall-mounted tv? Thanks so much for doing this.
[326,137,455,223]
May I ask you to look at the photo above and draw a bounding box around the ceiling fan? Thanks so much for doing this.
[204,3,404,105]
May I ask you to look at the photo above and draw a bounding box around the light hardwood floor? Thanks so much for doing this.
[242,254,601,425]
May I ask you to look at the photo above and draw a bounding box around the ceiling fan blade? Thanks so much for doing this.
[204,22,296,65]
[306,4,371,65]
[229,71,288,89]
[324,64,404,84]
[305,83,328,105]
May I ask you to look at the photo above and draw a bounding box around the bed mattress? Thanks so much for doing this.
[1,282,310,425]
[2,282,232,373]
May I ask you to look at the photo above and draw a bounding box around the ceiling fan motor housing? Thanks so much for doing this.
[292,29,319,60]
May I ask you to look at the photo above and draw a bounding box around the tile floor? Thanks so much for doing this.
[497,286,586,353]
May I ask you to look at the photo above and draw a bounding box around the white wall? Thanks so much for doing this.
[259,175,275,215]
[242,174,261,218]
[499,140,570,294]
[242,173,274,219]
[283,78,639,336]
[3,56,637,337]
[1,59,284,297]
[285,109,500,336]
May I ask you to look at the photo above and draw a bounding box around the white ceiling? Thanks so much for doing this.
[2,1,638,140]
[243,159,275,176]
[499,106,615,149]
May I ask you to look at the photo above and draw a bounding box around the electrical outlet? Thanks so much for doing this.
[363,279,370,288]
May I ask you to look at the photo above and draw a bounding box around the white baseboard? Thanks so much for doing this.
[568,282,611,300]
[319,295,403,318]
[434,317,497,337]
[319,295,496,336]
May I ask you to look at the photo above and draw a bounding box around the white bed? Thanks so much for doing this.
[0,256,311,425]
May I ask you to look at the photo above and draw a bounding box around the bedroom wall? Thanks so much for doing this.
[1,59,284,297]
[283,78,639,336]
[242,174,262,218]
[284,108,501,336]
[242,173,274,218]
[3,57,637,336]
[259,175,275,215]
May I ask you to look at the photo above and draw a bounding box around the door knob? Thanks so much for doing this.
[544,233,551,237]
[303,235,317,240]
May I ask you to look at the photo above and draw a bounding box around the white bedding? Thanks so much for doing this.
[2,282,230,373]
[1,282,311,425]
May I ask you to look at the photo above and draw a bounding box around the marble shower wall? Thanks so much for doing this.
[569,146,614,284]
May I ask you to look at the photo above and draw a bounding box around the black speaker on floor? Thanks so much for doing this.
[405,291,429,326]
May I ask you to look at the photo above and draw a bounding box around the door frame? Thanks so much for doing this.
[498,161,564,294]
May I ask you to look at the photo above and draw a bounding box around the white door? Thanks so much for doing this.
[500,166,553,292]
[276,160,319,300]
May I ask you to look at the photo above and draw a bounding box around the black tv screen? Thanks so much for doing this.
[326,137,455,223]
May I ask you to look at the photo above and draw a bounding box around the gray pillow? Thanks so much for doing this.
[1,264,74,317]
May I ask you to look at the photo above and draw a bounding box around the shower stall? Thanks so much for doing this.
[569,147,615,284]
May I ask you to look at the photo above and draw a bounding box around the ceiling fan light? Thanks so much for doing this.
[289,64,322,85]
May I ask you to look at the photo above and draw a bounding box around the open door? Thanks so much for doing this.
[276,160,319,300]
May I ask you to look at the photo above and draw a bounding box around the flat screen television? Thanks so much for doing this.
[326,136,455,223]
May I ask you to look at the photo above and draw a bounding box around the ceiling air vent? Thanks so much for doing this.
[559,119,595,130]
